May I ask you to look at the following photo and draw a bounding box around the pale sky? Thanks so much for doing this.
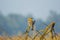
[0,0,60,20]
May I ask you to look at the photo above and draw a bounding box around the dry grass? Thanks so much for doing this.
[0,34,60,40]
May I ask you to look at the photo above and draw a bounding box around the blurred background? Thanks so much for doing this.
[0,0,60,36]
